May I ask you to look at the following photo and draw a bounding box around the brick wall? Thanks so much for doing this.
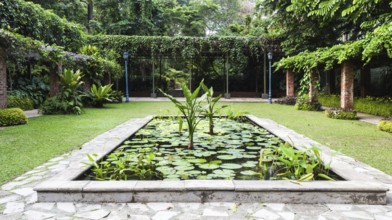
[286,69,295,97]
[0,48,6,109]
[341,61,354,109]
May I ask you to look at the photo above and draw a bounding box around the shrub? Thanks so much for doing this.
[378,119,392,133]
[275,96,296,105]
[88,84,113,108]
[354,97,392,117]
[110,90,123,103]
[294,95,321,111]
[318,94,340,108]
[40,96,68,115]
[7,96,34,110]
[325,108,357,120]
[0,108,28,126]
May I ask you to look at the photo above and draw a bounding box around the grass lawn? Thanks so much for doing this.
[0,102,391,185]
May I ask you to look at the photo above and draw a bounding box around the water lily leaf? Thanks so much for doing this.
[198,164,219,170]
[187,158,207,164]
[240,170,259,176]
[217,155,236,160]
[220,163,243,169]
[242,154,257,159]
[175,165,194,171]
[242,161,257,168]
[196,175,211,180]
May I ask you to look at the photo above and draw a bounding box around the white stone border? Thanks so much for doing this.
[34,115,390,204]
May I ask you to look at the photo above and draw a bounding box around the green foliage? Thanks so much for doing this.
[87,35,270,62]
[0,108,28,127]
[319,95,392,117]
[378,120,392,133]
[8,76,50,108]
[41,69,84,115]
[354,97,392,117]
[259,143,334,181]
[0,0,85,51]
[85,148,162,180]
[294,95,321,111]
[159,81,205,149]
[6,96,34,110]
[318,94,340,108]
[325,108,357,120]
[200,82,227,134]
[109,90,123,103]
[40,96,69,115]
[88,84,113,108]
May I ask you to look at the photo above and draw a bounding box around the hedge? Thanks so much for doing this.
[378,120,392,133]
[7,96,34,110]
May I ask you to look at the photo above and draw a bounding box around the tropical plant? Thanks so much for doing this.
[159,81,205,149]
[59,69,84,114]
[259,143,334,181]
[200,82,227,134]
[88,84,113,108]
[41,69,84,115]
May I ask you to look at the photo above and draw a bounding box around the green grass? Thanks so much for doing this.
[0,102,391,185]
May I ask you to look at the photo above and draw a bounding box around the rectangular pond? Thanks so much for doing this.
[81,117,340,181]
[34,115,390,204]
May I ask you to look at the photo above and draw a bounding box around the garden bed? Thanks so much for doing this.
[34,115,389,204]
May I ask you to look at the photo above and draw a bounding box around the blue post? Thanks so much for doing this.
[123,52,129,102]
[268,51,273,104]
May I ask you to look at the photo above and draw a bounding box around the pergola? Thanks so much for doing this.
[88,35,282,98]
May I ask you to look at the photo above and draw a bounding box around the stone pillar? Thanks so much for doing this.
[286,69,295,97]
[0,47,7,109]
[49,63,62,97]
[360,65,370,98]
[308,69,319,103]
[340,61,354,110]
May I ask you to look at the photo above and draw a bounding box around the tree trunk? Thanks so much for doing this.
[49,63,62,97]
[0,47,7,109]
[308,69,319,103]
[87,0,94,33]
[340,61,355,110]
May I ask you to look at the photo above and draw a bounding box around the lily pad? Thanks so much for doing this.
[198,163,220,170]
[241,161,257,168]
[217,155,237,160]
[240,170,259,176]
[187,158,207,164]
[220,163,242,169]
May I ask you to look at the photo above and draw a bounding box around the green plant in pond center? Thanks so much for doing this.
[159,81,205,149]
[201,82,227,135]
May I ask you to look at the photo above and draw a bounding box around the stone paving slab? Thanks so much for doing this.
[0,116,392,219]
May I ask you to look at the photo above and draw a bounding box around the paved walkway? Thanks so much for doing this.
[24,109,41,118]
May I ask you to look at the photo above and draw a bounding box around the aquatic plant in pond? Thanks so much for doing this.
[83,118,336,181]
[159,81,205,149]
[200,82,227,135]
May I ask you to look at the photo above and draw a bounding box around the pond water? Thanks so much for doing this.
[82,117,336,181]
